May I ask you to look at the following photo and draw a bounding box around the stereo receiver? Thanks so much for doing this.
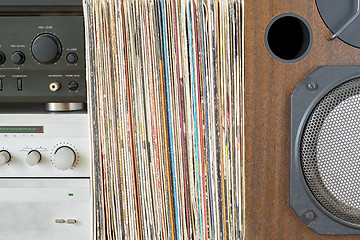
[0,1,91,240]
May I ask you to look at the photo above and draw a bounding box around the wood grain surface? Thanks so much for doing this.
[244,0,360,239]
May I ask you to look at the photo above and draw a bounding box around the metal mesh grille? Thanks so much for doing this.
[301,78,360,225]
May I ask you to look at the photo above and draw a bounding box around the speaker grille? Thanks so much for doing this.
[301,78,360,225]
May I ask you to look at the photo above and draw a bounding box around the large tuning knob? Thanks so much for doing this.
[31,33,62,64]
[53,146,76,170]
[0,150,11,166]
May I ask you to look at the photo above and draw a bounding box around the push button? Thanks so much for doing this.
[66,219,77,224]
[55,219,65,224]
[0,78,3,91]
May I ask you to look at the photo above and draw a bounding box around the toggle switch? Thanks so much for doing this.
[17,78,22,91]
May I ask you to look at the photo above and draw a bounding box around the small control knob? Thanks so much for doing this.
[0,52,6,64]
[68,81,78,91]
[26,150,41,166]
[32,33,62,64]
[0,150,11,166]
[11,51,25,64]
[66,52,78,64]
[53,146,75,170]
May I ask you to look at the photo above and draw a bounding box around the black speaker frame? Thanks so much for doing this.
[290,66,360,234]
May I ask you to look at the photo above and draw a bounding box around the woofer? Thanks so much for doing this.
[290,66,360,234]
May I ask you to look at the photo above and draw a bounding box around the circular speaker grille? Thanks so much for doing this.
[301,78,360,225]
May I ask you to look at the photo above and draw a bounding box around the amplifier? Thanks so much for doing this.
[0,114,90,177]
[0,1,91,240]
[0,15,86,104]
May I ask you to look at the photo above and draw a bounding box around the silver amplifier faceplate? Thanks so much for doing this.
[0,113,92,240]
[0,179,91,240]
[0,113,90,177]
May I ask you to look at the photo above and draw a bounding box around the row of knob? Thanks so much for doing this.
[0,33,78,65]
[0,146,76,170]
[0,51,78,65]
[32,33,78,64]
[0,51,25,65]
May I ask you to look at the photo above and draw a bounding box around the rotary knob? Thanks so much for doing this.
[68,81,78,91]
[53,146,76,170]
[32,33,62,64]
[0,51,6,64]
[26,150,41,166]
[0,150,11,166]
[11,51,25,64]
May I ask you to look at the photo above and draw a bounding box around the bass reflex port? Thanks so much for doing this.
[265,13,312,63]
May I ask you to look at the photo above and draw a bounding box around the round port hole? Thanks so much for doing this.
[265,13,312,63]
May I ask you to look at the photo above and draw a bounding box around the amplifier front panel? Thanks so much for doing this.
[0,179,90,240]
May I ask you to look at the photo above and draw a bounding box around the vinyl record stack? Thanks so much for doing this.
[83,0,244,239]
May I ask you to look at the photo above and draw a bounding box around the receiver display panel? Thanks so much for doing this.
[0,126,43,133]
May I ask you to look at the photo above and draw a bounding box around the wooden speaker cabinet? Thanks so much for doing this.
[245,0,360,239]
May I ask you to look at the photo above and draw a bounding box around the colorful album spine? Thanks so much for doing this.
[83,0,244,239]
